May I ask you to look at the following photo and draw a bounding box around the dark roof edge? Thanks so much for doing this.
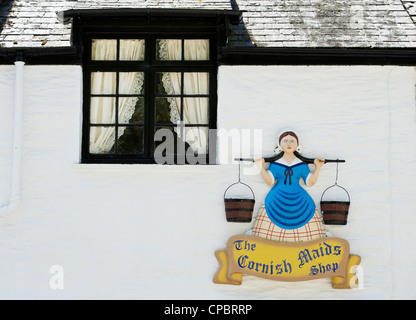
[0,46,415,66]
[0,46,80,65]
[220,46,416,66]
[59,8,244,24]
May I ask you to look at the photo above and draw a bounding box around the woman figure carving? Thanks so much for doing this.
[251,131,327,242]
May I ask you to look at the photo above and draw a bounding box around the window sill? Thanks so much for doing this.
[72,163,222,174]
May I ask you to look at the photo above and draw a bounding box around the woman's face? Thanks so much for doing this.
[280,135,298,153]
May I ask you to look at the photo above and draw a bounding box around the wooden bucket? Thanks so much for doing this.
[320,185,350,225]
[224,182,255,222]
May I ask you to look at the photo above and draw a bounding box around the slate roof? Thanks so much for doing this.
[403,1,416,24]
[1,0,416,48]
[232,0,416,47]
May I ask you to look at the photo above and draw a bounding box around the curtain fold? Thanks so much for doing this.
[89,40,144,154]
[159,39,209,155]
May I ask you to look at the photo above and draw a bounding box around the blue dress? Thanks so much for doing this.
[265,159,315,230]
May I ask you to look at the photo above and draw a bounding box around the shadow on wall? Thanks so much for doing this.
[229,0,255,47]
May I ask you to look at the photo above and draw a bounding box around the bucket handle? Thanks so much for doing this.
[224,159,255,200]
[224,181,255,200]
[320,183,350,203]
[320,161,350,203]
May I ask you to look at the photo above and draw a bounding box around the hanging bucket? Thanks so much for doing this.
[224,182,255,222]
[320,184,350,225]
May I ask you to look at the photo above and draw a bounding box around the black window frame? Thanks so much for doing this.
[83,32,217,164]
[71,10,239,164]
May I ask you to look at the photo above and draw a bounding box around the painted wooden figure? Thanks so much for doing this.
[251,131,327,242]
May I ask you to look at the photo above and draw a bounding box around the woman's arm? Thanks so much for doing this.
[307,158,325,186]
[255,158,274,186]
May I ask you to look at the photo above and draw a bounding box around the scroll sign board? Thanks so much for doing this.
[213,235,361,289]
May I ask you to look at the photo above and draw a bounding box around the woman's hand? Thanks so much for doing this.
[254,157,265,169]
[308,158,325,186]
[314,158,325,170]
[255,157,274,186]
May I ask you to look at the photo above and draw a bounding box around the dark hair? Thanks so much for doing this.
[278,131,299,145]
[261,131,343,164]
[264,131,314,163]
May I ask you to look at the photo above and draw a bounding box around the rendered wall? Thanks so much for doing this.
[0,65,414,299]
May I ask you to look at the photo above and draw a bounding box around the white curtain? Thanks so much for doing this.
[89,40,145,153]
[91,39,117,60]
[159,39,210,154]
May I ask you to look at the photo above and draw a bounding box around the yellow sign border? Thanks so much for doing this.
[213,235,361,289]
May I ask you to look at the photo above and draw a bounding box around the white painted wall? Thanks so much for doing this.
[0,65,15,206]
[0,65,414,299]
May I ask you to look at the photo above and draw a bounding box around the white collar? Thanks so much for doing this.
[275,157,303,167]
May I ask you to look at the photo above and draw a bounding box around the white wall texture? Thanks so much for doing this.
[0,65,415,299]
[0,65,15,206]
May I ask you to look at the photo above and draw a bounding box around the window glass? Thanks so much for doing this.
[91,39,117,61]
[157,39,182,60]
[184,39,209,60]
[183,72,209,94]
[90,97,116,124]
[155,97,178,124]
[183,98,209,124]
[156,72,181,95]
[89,127,115,154]
[119,39,145,61]
[92,39,145,61]
[185,126,208,155]
[119,72,144,94]
[156,39,209,61]
[119,98,144,124]
[91,72,116,95]
[117,127,144,153]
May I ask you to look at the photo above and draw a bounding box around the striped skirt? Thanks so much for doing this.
[251,204,326,242]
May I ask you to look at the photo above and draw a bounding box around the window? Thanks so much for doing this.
[82,34,217,164]
[64,8,242,163]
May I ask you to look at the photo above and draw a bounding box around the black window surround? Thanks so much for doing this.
[66,8,242,164]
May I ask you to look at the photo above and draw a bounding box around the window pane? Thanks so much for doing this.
[185,127,209,155]
[91,39,117,61]
[157,39,182,60]
[117,126,144,154]
[156,72,181,95]
[119,97,144,124]
[91,72,116,94]
[90,97,116,124]
[119,39,145,61]
[154,126,175,158]
[155,97,180,124]
[154,126,207,158]
[183,98,209,124]
[184,39,209,60]
[183,72,209,95]
[89,126,115,154]
[119,72,144,95]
